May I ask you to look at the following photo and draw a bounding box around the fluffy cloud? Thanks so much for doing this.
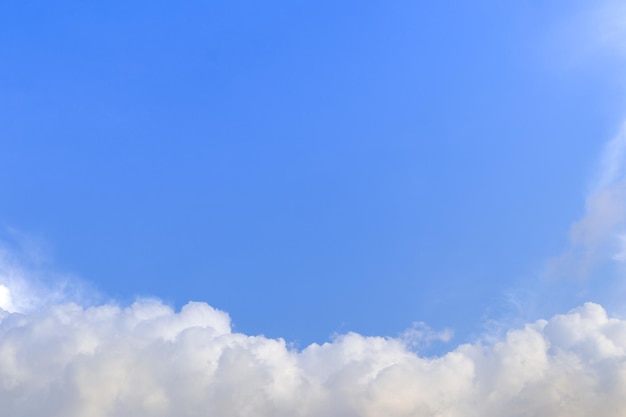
[1,299,626,416]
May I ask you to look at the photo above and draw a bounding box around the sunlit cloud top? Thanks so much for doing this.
[1,295,626,416]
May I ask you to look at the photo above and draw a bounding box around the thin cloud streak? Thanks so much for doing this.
[549,122,626,278]
[550,0,626,278]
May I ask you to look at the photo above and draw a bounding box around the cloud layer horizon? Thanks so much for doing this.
[1,294,626,417]
[3,3,626,415]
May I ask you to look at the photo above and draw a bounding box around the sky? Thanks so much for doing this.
[3,1,626,415]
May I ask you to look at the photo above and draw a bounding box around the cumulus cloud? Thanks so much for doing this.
[0,298,625,416]
[2,239,623,416]
[549,122,626,278]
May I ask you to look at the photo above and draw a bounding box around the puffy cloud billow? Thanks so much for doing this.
[1,298,626,416]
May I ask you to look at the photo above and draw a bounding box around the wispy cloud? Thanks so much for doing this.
[556,0,626,68]
[585,0,626,59]
[400,321,453,351]
[0,231,96,313]
[550,0,626,278]
[549,122,626,278]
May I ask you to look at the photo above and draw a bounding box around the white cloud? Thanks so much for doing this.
[400,321,453,350]
[0,235,96,313]
[549,122,626,278]
[3,237,625,416]
[1,299,626,416]
[544,0,626,279]
[0,285,14,312]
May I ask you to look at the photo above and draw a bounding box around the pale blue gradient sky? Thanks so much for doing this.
[1,1,625,346]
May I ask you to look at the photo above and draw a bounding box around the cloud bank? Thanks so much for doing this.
[0,298,626,417]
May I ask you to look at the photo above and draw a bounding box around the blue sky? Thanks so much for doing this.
[7,2,626,416]
[2,0,626,350]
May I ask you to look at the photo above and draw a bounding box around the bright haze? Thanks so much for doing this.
[2,1,626,416]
